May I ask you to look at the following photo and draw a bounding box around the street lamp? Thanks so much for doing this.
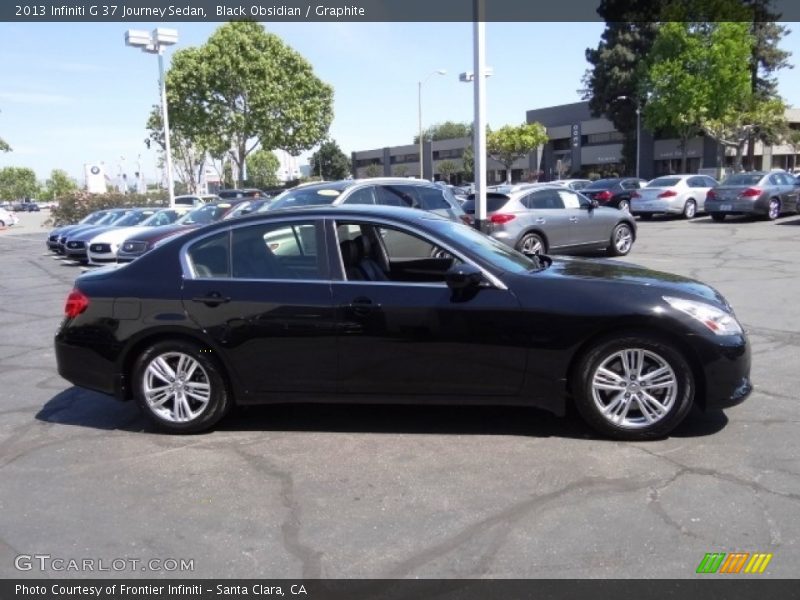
[615,95,641,179]
[418,69,447,179]
[126,28,179,207]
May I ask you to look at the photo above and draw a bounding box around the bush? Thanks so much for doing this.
[48,191,169,226]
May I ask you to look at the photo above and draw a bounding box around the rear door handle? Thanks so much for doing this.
[192,293,231,307]
[569,217,579,222]
[535,217,546,224]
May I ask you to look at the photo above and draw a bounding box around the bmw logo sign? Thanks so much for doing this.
[90,166,100,175]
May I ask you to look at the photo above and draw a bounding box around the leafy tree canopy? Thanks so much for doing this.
[310,139,351,180]
[44,169,78,200]
[246,148,280,189]
[487,123,548,182]
[414,121,472,144]
[0,166,39,200]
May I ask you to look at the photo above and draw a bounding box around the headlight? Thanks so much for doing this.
[663,296,742,335]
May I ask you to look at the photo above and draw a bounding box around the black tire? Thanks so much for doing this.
[683,199,697,219]
[764,198,780,221]
[606,222,634,257]
[638,213,653,221]
[618,199,630,212]
[710,213,726,222]
[572,335,695,440]
[515,232,546,255]
[132,339,231,434]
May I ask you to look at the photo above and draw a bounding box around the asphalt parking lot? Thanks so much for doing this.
[0,209,798,579]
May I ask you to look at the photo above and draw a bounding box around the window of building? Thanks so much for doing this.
[390,153,420,164]
[582,132,625,145]
[433,148,464,160]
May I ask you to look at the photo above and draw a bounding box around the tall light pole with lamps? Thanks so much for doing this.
[418,69,447,179]
[614,95,641,179]
[125,28,179,207]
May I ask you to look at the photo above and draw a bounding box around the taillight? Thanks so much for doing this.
[631,192,641,198]
[64,289,89,319]
[490,213,516,224]
[741,187,761,198]
[706,190,717,200]
[658,190,677,198]
[595,190,612,201]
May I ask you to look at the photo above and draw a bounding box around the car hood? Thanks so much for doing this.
[90,225,148,244]
[123,223,195,243]
[535,256,729,308]
[69,225,124,242]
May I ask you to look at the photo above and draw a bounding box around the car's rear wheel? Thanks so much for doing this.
[132,340,231,433]
[618,199,630,212]
[516,232,545,255]
[606,223,634,256]
[711,213,726,222]
[765,198,780,221]
[683,199,697,219]
[573,336,694,440]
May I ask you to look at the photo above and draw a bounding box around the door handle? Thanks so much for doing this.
[192,293,231,307]
[348,296,381,316]
[569,216,579,223]
[535,217,546,224]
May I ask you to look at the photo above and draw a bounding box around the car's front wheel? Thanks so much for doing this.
[607,222,634,256]
[573,336,695,440]
[132,340,231,433]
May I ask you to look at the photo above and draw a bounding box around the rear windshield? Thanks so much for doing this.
[270,186,344,209]
[646,177,681,188]
[584,179,618,190]
[722,173,764,186]
[178,203,232,225]
[462,194,511,213]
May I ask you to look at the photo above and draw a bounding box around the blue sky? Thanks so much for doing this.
[1,21,800,183]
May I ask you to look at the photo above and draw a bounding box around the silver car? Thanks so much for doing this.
[631,174,717,219]
[462,185,637,256]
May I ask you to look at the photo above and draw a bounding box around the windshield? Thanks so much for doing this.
[646,177,682,188]
[269,185,347,209]
[723,173,765,186]
[178,203,231,225]
[81,211,106,224]
[141,209,181,226]
[115,211,156,226]
[95,211,126,225]
[429,219,539,274]
[584,179,618,190]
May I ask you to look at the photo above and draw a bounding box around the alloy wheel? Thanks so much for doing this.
[143,352,211,423]
[614,225,633,254]
[590,348,678,429]
[768,199,780,220]
[520,234,543,255]
[684,200,697,219]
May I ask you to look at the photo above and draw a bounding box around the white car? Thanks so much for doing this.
[631,174,718,219]
[86,207,189,265]
[0,207,19,227]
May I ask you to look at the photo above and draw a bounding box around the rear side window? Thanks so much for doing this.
[188,231,230,278]
[416,186,452,210]
[232,221,322,280]
[524,189,564,209]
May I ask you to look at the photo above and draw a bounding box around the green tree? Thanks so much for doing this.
[44,169,78,200]
[310,139,351,180]
[165,21,333,187]
[0,110,11,152]
[486,123,548,183]
[782,128,800,171]
[581,3,661,174]
[0,166,39,199]
[461,144,474,181]
[246,148,280,189]
[146,106,204,194]
[436,160,460,183]
[413,121,472,144]
[643,22,753,172]
[364,163,382,178]
[393,165,409,177]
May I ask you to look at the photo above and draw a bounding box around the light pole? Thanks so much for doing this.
[126,28,179,207]
[615,95,641,179]
[418,69,447,179]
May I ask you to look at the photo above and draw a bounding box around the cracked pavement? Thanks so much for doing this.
[0,211,798,578]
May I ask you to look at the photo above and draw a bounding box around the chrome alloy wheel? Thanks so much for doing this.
[590,348,678,429]
[520,235,543,254]
[768,199,780,220]
[613,225,633,254]
[143,352,211,423]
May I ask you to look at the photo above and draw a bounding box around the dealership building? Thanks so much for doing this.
[351,101,800,183]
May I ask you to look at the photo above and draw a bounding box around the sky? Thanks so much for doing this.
[2,21,800,184]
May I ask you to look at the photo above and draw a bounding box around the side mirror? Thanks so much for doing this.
[445,264,484,290]
[583,200,598,210]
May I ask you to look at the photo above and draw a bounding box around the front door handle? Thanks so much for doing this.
[192,292,231,307]
[569,216,579,223]
[349,296,381,316]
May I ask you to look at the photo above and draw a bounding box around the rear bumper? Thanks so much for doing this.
[631,199,684,214]
[55,336,119,397]
[705,199,765,215]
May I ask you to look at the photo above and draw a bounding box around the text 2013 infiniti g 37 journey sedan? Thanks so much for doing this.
[55,206,752,440]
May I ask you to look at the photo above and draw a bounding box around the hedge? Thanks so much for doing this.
[47,191,170,226]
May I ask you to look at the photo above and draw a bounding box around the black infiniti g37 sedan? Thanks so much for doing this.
[55,205,752,440]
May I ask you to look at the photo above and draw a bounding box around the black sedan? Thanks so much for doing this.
[55,206,751,440]
[582,178,648,212]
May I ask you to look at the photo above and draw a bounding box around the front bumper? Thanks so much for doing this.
[696,332,753,411]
